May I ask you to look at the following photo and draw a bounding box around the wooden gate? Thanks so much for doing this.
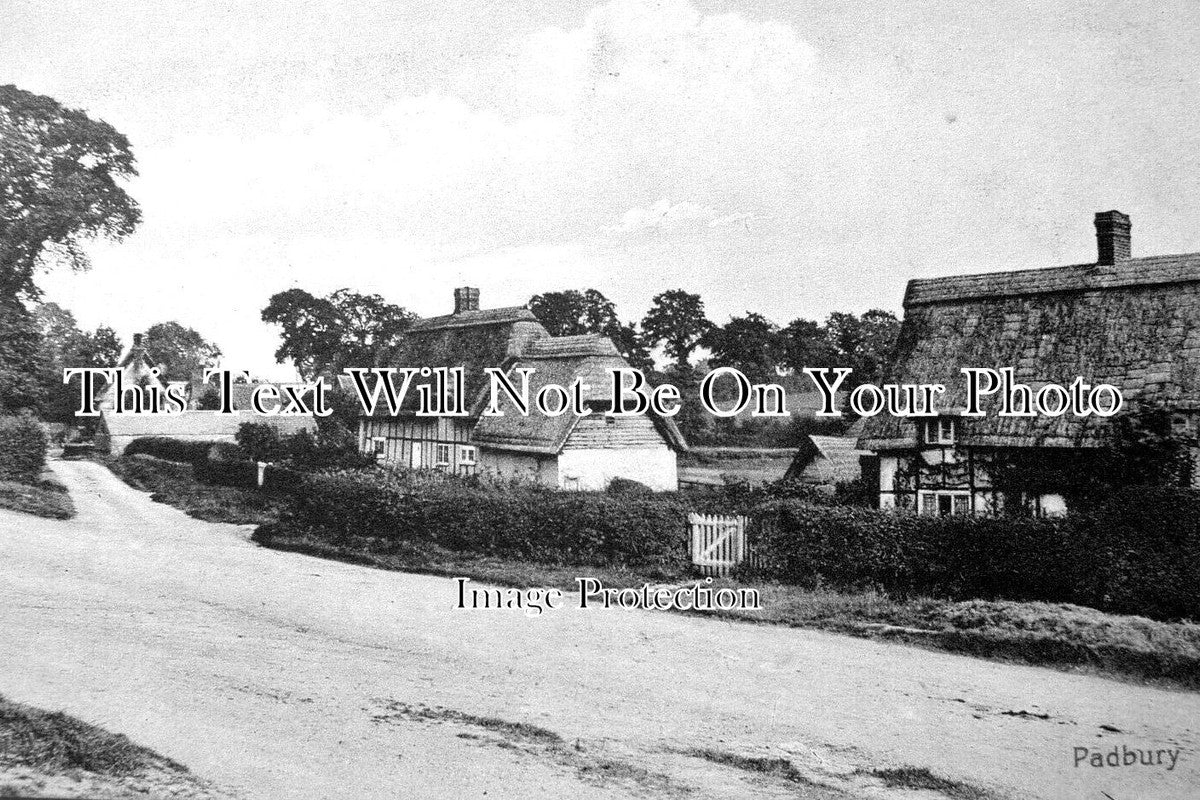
[688,513,749,576]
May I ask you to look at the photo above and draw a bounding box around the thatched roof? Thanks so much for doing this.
[471,334,688,454]
[370,306,548,416]
[858,251,1200,450]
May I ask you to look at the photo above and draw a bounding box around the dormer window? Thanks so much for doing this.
[922,417,957,446]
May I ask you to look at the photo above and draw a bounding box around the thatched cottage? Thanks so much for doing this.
[858,210,1200,516]
[359,288,686,490]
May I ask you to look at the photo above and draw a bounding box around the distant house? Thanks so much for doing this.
[360,288,687,490]
[858,210,1200,516]
[785,419,870,486]
[96,334,315,455]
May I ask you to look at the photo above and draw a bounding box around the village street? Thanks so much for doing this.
[0,460,1196,800]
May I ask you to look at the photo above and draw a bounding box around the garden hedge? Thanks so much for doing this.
[279,471,689,571]
[123,437,221,464]
[0,416,47,483]
[270,470,1200,620]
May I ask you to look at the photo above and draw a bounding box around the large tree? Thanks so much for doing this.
[640,289,712,369]
[824,309,901,386]
[528,289,620,337]
[701,312,786,384]
[261,288,414,379]
[33,302,121,421]
[0,85,140,300]
[780,317,839,373]
[143,321,222,383]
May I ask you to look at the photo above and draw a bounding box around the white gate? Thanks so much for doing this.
[688,513,749,576]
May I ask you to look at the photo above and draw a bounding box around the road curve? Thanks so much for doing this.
[0,458,1196,799]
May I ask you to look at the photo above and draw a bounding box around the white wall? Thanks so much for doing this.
[556,448,678,492]
[478,450,558,487]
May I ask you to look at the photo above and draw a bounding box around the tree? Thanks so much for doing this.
[701,312,786,384]
[32,302,122,420]
[261,288,414,379]
[780,317,838,372]
[0,85,141,300]
[609,321,654,371]
[143,321,222,383]
[529,289,621,337]
[824,309,900,386]
[0,300,46,413]
[640,289,712,369]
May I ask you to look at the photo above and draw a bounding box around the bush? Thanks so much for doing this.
[606,477,653,496]
[236,422,375,471]
[124,437,218,464]
[747,490,1200,621]
[193,458,259,488]
[0,415,47,483]
[279,471,689,570]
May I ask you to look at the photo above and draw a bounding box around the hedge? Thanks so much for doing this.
[0,416,47,483]
[279,471,689,571]
[124,437,221,464]
[748,491,1200,621]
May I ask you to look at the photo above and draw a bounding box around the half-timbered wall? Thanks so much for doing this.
[359,416,478,475]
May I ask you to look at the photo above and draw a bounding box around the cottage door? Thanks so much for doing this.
[409,444,423,469]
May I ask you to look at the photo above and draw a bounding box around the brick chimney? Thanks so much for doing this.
[132,333,143,347]
[453,287,480,314]
[1095,210,1131,265]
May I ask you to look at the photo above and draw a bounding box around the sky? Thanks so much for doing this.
[4,0,1200,378]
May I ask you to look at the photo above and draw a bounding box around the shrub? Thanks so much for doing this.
[747,492,1200,621]
[123,437,218,464]
[0,415,47,483]
[279,471,689,571]
[606,477,653,496]
[193,458,259,488]
[236,423,286,463]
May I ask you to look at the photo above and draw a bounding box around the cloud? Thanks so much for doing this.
[607,198,758,234]
[138,0,817,253]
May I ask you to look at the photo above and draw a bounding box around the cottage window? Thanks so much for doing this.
[922,417,957,445]
[371,437,386,459]
[918,489,970,517]
[458,446,477,465]
[435,444,452,467]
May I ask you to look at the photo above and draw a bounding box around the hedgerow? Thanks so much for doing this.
[123,437,219,464]
[277,471,689,570]
[265,470,1200,620]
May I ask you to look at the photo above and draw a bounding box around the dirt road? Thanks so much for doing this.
[1,459,1196,799]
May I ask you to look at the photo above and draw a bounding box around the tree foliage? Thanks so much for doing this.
[528,289,619,336]
[640,289,712,368]
[0,85,141,300]
[261,288,414,379]
[143,321,222,383]
[701,311,786,384]
[32,301,122,421]
[528,289,652,370]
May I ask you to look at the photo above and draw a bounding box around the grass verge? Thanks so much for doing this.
[104,454,284,525]
[0,692,185,775]
[0,473,75,520]
[0,693,232,799]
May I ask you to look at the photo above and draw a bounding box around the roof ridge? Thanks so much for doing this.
[905,251,1200,307]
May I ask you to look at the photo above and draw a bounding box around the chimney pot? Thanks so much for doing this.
[1094,210,1131,265]
[453,287,480,314]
